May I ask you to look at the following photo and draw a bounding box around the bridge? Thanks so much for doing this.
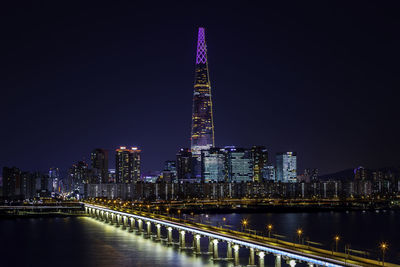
[83,203,399,267]
[0,204,84,216]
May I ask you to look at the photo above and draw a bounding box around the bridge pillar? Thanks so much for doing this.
[233,244,240,266]
[208,238,213,254]
[249,247,255,266]
[195,234,201,254]
[110,213,114,225]
[258,251,265,267]
[100,211,104,221]
[85,207,88,214]
[122,216,128,229]
[146,221,151,237]
[212,239,219,259]
[287,259,296,267]
[275,255,281,267]
[129,217,135,232]
[179,230,185,248]
[167,227,173,245]
[307,263,314,267]
[116,215,121,227]
[138,219,143,232]
[156,224,161,240]
[227,242,232,259]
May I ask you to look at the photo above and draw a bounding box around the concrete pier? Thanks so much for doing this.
[233,244,240,266]
[212,239,218,259]
[275,254,282,267]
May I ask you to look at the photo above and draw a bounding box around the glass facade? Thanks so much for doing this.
[201,148,226,182]
[224,147,253,183]
[262,164,276,181]
[276,152,297,183]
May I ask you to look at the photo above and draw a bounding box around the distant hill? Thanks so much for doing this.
[318,166,400,181]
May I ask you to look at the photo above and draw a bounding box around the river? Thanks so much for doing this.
[0,211,398,266]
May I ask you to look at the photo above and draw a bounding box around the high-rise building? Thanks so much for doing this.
[251,146,268,182]
[190,27,215,180]
[176,148,192,181]
[262,165,276,181]
[69,161,89,191]
[201,148,226,183]
[354,166,369,181]
[276,152,297,183]
[90,148,109,183]
[224,146,253,183]
[21,171,36,199]
[163,160,177,182]
[115,146,141,183]
[49,167,60,192]
[2,167,21,199]
[304,168,319,182]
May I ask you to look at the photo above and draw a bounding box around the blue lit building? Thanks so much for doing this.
[223,146,253,183]
[276,152,297,183]
[262,164,276,181]
[201,148,226,182]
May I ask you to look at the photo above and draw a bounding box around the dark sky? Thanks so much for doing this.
[1,1,400,175]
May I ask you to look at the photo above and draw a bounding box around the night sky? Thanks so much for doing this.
[1,1,400,175]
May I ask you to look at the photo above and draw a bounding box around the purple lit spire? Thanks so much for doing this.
[196,27,207,64]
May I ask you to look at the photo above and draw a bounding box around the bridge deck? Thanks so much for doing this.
[84,203,399,267]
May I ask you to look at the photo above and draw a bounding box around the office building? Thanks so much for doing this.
[90,148,109,183]
[201,148,226,182]
[251,146,268,182]
[276,152,297,183]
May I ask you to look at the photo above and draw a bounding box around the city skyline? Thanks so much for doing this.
[2,2,400,175]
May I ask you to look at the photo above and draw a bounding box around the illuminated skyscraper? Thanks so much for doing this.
[191,27,214,155]
[115,146,141,183]
[276,152,297,183]
[223,146,253,183]
[201,148,226,183]
[251,146,268,182]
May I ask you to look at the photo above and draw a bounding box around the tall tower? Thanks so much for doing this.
[191,27,215,155]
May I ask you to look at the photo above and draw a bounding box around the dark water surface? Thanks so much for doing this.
[0,211,399,266]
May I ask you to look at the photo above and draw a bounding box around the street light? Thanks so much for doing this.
[222,217,226,228]
[241,218,248,232]
[380,242,388,267]
[334,235,340,252]
[267,224,273,238]
[297,229,303,244]
[177,209,181,219]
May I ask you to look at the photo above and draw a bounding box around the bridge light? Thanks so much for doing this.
[267,224,273,238]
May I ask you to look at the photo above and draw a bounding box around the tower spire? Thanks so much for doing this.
[196,27,207,64]
[191,27,214,156]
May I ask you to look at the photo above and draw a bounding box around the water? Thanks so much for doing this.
[0,211,399,266]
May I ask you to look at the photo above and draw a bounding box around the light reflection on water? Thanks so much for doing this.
[1,211,399,266]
